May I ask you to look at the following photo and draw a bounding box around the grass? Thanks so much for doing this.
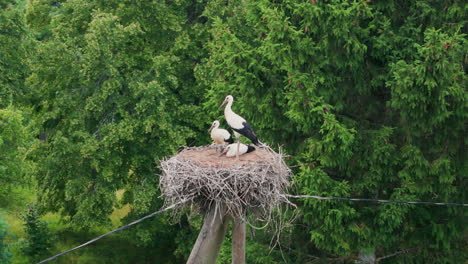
[3,211,25,237]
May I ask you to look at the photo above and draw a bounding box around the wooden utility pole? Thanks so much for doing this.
[231,217,246,264]
[161,146,290,264]
[187,206,230,264]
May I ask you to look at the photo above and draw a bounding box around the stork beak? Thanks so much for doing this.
[218,146,229,157]
[219,99,227,110]
[221,146,229,155]
[208,123,215,132]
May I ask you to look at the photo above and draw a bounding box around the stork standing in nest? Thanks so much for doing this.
[209,120,234,152]
[220,95,262,158]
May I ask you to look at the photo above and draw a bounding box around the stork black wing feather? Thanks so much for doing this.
[233,122,260,145]
[246,145,256,153]
[225,135,234,144]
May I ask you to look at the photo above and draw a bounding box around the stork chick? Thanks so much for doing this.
[220,95,262,158]
[222,143,255,157]
[209,120,233,152]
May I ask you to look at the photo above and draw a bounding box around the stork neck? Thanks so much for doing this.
[224,100,234,115]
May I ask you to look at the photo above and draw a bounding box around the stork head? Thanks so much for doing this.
[209,120,220,132]
[219,95,234,109]
[222,144,233,155]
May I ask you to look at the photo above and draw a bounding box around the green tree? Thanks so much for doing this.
[0,0,28,106]
[21,205,52,261]
[22,0,467,262]
[197,0,467,263]
[0,0,33,205]
[0,106,33,202]
[25,1,210,260]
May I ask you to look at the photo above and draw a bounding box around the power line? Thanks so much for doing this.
[35,194,466,263]
[285,194,467,207]
[36,201,186,264]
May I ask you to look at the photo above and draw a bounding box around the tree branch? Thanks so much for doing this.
[376,248,413,262]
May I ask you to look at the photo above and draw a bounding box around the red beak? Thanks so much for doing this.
[219,99,227,110]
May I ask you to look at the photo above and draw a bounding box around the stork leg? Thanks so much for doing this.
[236,138,240,160]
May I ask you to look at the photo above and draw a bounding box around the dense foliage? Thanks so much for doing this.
[0,106,32,201]
[21,205,52,260]
[199,1,467,262]
[0,0,28,105]
[1,0,466,263]
[26,0,207,230]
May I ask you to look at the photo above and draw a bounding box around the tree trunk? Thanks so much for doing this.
[231,217,246,264]
[187,206,230,264]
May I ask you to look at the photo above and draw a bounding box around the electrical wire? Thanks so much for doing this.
[285,194,467,206]
[36,193,466,263]
[36,201,186,264]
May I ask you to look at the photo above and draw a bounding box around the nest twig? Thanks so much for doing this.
[159,145,292,221]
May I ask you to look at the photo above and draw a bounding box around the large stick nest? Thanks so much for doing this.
[159,145,291,220]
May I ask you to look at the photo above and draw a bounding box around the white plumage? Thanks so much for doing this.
[209,120,233,145]
[223,143,255,157]
[220,95,261,146]
[222,96,246,130]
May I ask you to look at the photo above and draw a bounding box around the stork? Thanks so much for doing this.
[209,120,234,152]
[220,95,262,158]
[222,143,256,157]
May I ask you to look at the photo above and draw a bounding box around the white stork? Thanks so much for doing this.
[209,120,234,151]
[222,143,256,157]
[220,95,262,158]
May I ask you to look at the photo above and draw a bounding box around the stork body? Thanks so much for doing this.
[223,143,255,157]
[220,95,261,159]
[221,95,260,144]
[209,120,233,152]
